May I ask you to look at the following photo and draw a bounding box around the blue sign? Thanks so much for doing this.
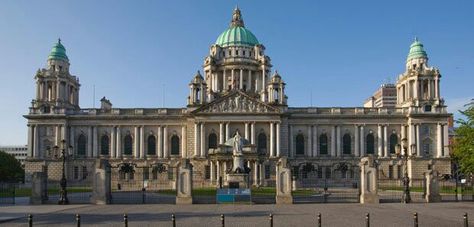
[216,188,251,204]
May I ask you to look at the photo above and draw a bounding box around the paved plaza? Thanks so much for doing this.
[1,203,473,226]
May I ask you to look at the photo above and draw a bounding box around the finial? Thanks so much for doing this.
[414,36,418,42]
[230,7,244,27]
[58,38,61,44]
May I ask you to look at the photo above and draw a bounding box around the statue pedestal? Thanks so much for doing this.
[226,173,249,189]
[232,155,245,172]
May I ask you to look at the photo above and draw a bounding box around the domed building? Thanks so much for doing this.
[24,8,451,203]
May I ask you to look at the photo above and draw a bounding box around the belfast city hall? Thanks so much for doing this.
[24,8,451,199]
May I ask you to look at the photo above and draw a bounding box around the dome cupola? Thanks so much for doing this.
[215,7,259,47]
[407,37,427,62]
[48,38,69,62]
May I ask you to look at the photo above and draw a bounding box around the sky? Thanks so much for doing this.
[0,0,473,145]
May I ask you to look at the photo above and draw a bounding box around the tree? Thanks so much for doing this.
[452,99,474,176]
[0,150,25,182]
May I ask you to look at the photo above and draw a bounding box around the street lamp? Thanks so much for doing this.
[395,138,415,203]
[53,139,73,205]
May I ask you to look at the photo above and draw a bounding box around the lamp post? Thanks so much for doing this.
[395,138,414,203]
[53,139,72,205]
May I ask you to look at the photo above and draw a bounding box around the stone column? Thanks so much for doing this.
[354,125,360,157]
[383,125,388,157]
[251,122,255,145]
[116,127,121,157]
[443,124,449,157]
[88,126,93,157]
[262,67,266,92]
[360,125,365,156]
[157,126,162,158]
[91,159,112,204]
[55,125,60,146]
[270,122,274,157]
[254,161,258,186]
[331,126,336,157]
[27,125,33,157]
[134,126,139,157]
[111,127,116,158]
[416,124,421,156]
[377,125,383,157]
[247,69,252,91]
[307,125,312,157]
[163,126,168,158]
[275,158,293,204]
[437,124,442,158]
[239,68,243,90]
[210,161,215,183]
[30,172,47,204]
[200,123,205,157]
[219,123,224,144]
[194,123,199,157]
[140,126,145,158]
[435,79,439,99]
[231,69,235,89]
[408,123,415,156]
[276,123,280,157]
[181,125,187,158]
[414,79,419,99]
[425,170,441,202]
[225,122,230,141]
[245,122,249,140]
[223,69,227,91]
[176,161,193,204]
[93,126,98,157]
[216,161,221,185]
[336,125,341,157]
[312,125,318,157]
[259,164,264,185]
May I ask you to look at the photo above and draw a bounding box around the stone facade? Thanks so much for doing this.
[24,8,451,188]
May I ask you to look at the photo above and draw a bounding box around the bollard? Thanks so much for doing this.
[464,213,468,227]
[269,213,273,227]
[318,213,321,227]
[124,214,128,227]
[221,214,225,227]
[413,212,418,227]
[172,214,176,227]
[365,213,370,227]
[28,214,33,227]
[76,214,81,227]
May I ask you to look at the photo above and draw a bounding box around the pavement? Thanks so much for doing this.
[0,202,473,226]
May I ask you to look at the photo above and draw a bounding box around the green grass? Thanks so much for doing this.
[0,187,92,197]
[379,186,473,194]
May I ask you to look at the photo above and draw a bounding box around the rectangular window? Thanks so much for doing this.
[325,167,331,179]
[143,167,149,180]
[388,165,394,179]
[73,166,79,180]
[205,165,211,179]
[264,165,271,179]
[82,166,88,180]
[317,166,323,179]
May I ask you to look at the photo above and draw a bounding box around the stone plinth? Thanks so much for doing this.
[425,170,441,202]
[226,173,249,189]
[176,161,193,204]
[91,159,111,204]
[276,158,293,204]
[359,156,379,204]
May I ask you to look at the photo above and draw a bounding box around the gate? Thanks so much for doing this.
[292,163,360,204]
[110,163,176,204]
[0,182,17,204]
[378,178,426,203]
[43,162,92,204]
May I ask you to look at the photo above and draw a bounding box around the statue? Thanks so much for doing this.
[233,131,243,156]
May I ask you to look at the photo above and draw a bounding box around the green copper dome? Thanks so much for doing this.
[215,7,259,47]
[407,38,427,61]
[48,39,69,62]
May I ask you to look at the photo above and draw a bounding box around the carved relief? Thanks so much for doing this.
[200,93,273,113]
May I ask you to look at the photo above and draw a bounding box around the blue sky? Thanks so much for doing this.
[0,1,473,145]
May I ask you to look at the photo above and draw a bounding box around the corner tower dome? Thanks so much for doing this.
[48,38,69,62]
[215,7,259,47]
[407,37,428,62]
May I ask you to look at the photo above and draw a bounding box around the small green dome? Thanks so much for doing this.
[407,38,427,61]
[215,7,259,47]
[48,39,69,62]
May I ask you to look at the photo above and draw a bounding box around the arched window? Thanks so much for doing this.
[389,134,398,154]
[343,133,351,155]
[296,134,305,155]
[423,138,432,156]
[319,134,328,155]
[257,133,267,154]
[77,134,87,156]
[124,135,133,155]
[208,133,217,149]
[147,135,156,155]
[366,134,375,155]
[171,135,180,155]
[100,135,110,155]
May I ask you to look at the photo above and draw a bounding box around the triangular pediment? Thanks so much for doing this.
[193,91,279,114]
